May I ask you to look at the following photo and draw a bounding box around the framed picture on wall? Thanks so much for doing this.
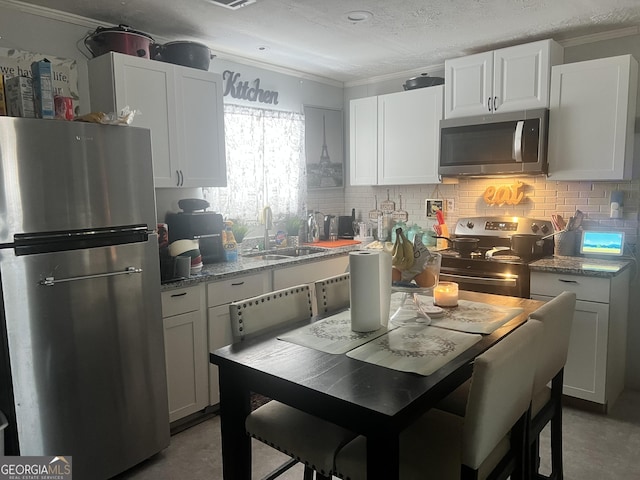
[425,199,444,217]
[304,105,344,189]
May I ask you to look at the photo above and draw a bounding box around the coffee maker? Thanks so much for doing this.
[166,199,224,264]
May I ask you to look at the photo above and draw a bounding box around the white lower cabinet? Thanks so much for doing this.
[207,272,271,405]
[161,285,208,422]
[530,269,630,410]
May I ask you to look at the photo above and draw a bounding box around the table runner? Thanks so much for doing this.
[422,296,524,334]
[346,326,482,376]
[278,310,395,354]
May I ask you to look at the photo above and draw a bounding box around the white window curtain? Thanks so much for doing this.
[203,104,306,224]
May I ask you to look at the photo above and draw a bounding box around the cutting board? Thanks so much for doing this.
[305,239,361,248]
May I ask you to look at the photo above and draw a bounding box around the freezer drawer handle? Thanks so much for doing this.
[39,266,143,286]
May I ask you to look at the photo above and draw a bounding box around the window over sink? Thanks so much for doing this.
[203,104,306,224]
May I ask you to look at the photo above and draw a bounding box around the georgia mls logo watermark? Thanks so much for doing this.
[0,456,72,479]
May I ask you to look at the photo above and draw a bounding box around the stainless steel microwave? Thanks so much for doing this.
[439,108,549,177]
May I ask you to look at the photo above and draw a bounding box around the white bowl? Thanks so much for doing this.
[169,239,199,257]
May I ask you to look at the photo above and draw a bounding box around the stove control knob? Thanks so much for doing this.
[530,223,539,233]
[540,224,550,235]
[466,221,474,229]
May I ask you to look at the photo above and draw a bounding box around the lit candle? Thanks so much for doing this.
[434,282,459,307]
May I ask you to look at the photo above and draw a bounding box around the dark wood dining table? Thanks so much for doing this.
[210,290,544,480]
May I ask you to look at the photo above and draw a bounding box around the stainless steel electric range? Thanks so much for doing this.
[438,216,554,298]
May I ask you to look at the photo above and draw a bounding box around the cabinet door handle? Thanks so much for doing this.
[175,170,181,187]
[231,281,246,286]
[558,279,579,284]
[171,292,188,298]
[487,97,492,112]
[179,170,184,186]
[493,96,497,111]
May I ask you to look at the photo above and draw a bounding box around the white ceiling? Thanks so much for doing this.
[11,0,640,84]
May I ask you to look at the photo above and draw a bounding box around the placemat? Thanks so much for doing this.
[278,310,394,354]
[346,326,482,376]
[425,297,524,334]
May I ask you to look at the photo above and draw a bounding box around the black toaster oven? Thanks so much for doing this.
[166,211,224,263]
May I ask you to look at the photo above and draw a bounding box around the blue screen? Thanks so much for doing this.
[581,231,624,256]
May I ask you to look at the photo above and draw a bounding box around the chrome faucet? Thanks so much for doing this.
[262,206,273,250]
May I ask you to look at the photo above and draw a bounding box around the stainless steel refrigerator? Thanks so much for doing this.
[0,117,169,478]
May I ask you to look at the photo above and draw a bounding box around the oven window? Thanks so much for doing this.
[439,266,530,298]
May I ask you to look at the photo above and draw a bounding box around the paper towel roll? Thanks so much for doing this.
[349,250,392,332]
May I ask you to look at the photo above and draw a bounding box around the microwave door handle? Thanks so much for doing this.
[512,120,524,162]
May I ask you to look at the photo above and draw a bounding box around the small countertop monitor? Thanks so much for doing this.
[579,231,625,256]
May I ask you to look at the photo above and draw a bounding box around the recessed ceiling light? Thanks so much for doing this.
[345,10,373,23]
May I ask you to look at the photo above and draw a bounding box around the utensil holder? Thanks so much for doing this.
[555,230,578,256]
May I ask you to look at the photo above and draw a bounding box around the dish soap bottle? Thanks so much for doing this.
[223,221,238,262]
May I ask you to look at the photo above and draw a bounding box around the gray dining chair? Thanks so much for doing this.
[314,273,350,315]
[333,319,543,480]
[527,291,576,480]
[229,284,357,480]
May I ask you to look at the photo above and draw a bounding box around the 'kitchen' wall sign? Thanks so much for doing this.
[483,181,525,206]
[222,71,279,105]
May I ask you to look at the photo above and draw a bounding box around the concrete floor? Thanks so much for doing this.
[114,390,640,480]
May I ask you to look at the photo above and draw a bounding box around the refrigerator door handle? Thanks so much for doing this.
[39,266,143,286]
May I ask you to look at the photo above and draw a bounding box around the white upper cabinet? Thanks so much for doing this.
[350,86,444,186]
[349,96,378,186]
[175,68,227,187]
[444,39,564,119]
[378,86,443,185]
[547,55,638,181]
[88,52,226,188]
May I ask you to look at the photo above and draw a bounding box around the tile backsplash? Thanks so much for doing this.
[311,177,639,250]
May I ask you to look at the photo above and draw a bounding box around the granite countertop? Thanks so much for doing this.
[161,243,361,291]
[529,255,636,277]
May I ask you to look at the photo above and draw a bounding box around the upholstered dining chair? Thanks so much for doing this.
[314,273,350,315]
[527,290,576,480]
[435,292,577,480]
[230,284,314,341]
[333,319,543,480]
[229,284,357,480]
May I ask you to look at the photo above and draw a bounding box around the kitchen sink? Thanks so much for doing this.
[242,246,327,261]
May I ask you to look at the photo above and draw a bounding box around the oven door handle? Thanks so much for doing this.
[439,273,518,288]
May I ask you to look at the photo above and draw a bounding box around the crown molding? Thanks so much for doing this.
[0,0,103,28]
[212,51,344,88]
[343,63,445,89]
[558,25,639,48]
[344,25,640,88]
